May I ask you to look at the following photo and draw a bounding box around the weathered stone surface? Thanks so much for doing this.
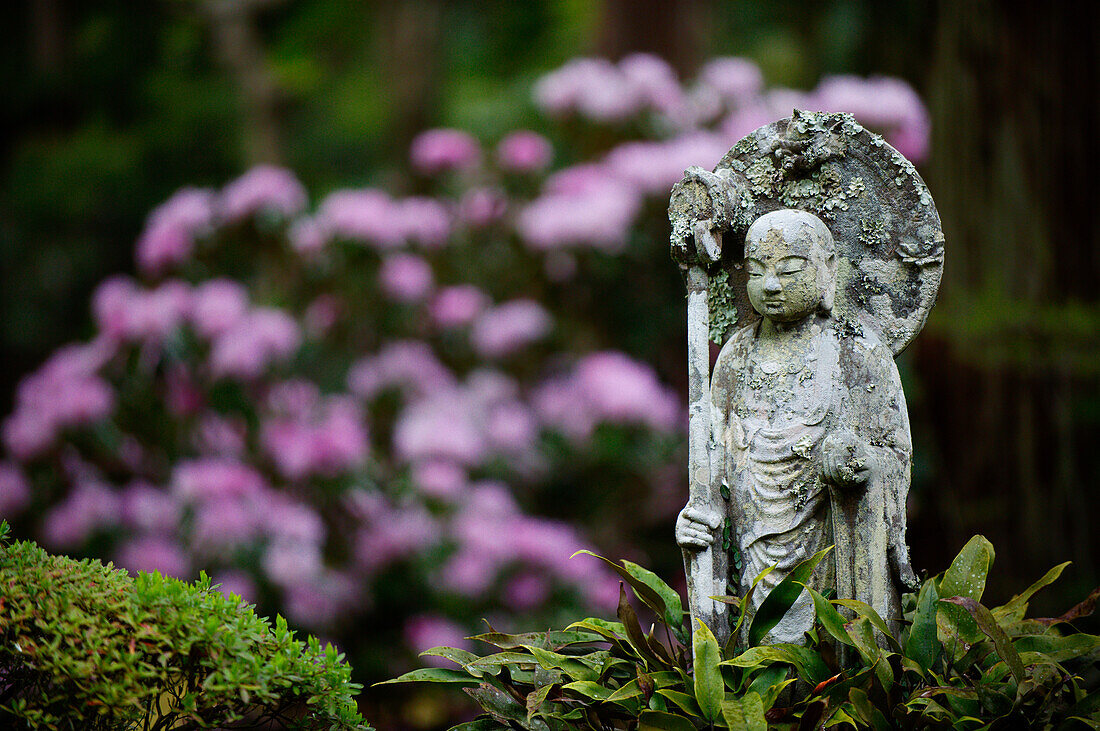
[669,111,942,647]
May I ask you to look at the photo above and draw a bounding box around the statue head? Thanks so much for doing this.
[744,209,837,323]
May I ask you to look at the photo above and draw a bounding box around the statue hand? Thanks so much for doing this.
[676,504,722,549]
[822,432,873,489]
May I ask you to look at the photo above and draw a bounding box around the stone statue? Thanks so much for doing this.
[668,110,944,647]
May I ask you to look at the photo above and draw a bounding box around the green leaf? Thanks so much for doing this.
[833,598,901,652]
[526,647,599,682]
[465,683,528,727]
[905,579,940,671]
[1015,633,1100,663]
[619,584,664,669]
[848,688,891,731]
[562,680,614,701]
[992,562,1070,623]
[447,719,508,731]
[721,691,767,731]
[420,646,482,674]
[469,629,601,651]
[573,550,670,619]
[656,689,702,717]
[747,665,794,710]
[466,651,538,677]
[846,617,892,690]
[748,546,832,647]
[803,584,856,648]
[375,667,479,685]
[722,644,829,686]
[692,620,723,722]
[525,683,556,721]
[941,597,1025,685]
[939,535,995,603]
[638,709,698,731]
[621,559,686,631]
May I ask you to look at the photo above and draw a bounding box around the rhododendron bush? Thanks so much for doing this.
[0,55,928,688]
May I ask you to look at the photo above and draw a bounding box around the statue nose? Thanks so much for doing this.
[763,273,781,293]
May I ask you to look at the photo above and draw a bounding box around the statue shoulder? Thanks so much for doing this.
[714,323,756,374]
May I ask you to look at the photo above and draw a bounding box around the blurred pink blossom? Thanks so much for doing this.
[503,572,551,611]
[810,75,930,162]
[315,189,403,248]
[220,165,308,222]
[136,187,216,275]
[41,482,120,549]
[213,569,258,602]
[534,351,681,440]
[261,390,368,480]
[534,57,643,121]
[0,462,31,516]
[618,53,686,117]
[404,614,472,663]
[348,341,454,400]
[604,133,731,195]
[304,294,342,339]
[171,458,266,501]
[289,217,327,255]
[190,279,249,339]
[165,365,204,417]
[457,187,507,228]
[378,253,434,303]
[397,197,452,248]
[410,459,467,500]
[263,538,324,586]
[429,285,490,329]
[191,496,260,551]
[117,536,190,578]
[209,307,301,380]
[120,481,180,533]
[516,169,641,252]
[496,131,553,172]
[410,128,481,174]
[393,391,486,466]
[470,300,552,358]
[285,570,360,627]
[193,413,247,456]
[355,501,437,574]
[698,57,765,107]
[93,278,193,343]
[3,343,115,460]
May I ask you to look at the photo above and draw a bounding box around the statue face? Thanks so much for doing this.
[744,220,830,323]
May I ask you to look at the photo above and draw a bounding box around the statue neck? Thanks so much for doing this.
[759,312,825,340]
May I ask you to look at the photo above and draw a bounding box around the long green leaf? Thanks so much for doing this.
[721,691,767,731]
[469,629,601,650]
[803,584,855,648]
[619,584,663,669]
[846,617,892,691]
[1015,633,1100,662]
[748,546,832,647]
[622,558,686,631]
[526,646,599,682]
[939,535,995,602]
[905,579,940,671]
[638,709,698,731]
[657,689,703,717]
[573,550,669,618]
[941,597,1025,685]
[992,561,1070,623]
[375,667,480,685]
[692,620,723,722]
[562,680,614,701]
[833,598,901,652]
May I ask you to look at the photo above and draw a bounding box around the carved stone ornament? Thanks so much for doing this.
[668,110,943,649]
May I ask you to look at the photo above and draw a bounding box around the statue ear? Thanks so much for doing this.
[819,253,837,314]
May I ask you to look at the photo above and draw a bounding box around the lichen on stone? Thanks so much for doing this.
[708,268,739,343]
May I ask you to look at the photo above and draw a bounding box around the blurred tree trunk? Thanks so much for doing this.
[595,0,711,73]
[916,0,1099,605]
[204,0,284,165]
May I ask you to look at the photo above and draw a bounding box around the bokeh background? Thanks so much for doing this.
[1,1,1096,726]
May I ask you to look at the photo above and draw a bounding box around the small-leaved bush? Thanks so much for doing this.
[387,537,1100,729]
[0,521,370,730]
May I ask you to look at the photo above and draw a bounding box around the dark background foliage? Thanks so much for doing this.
[1,0,1097,683]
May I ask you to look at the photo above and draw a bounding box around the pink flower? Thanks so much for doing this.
[315,189,403,248]
[410,129,481,174]
[470,300,552,358]
[193,413,247,456]
[393,392,487,466]
[457,187,507,228]
[485,401,537,453]
[504,572,551,611]
[429,285,490,329]
[410,459,467,500]
[92,276,140,338]
[120,482,180,533]
[699,57,764,106]
[41,482,120,549]
[304,295,342,338]
[347,341,454,400]
[285,570,360,628]
[190,279,249,339]
[171,458,266,502]
[289,217,327,255]
[213,570,258,602]
[261,386,368,480]
[534,58,643,121]
[136,187,216,275]
[809,75,930,162]
[263,538,323,586]
[618,53,686,117]
[116,536,190,578]
[220,165,307,222]
[604,133,731,195]
[354,501,437,574]
[404,614,473,663]
[0,462,31,516]
[94,278,193,343]
[397,198,452,248]
[378,253,434,303]
[496,131,553,172]
[191,496,260,552]
[516,170,641,252]
[437,547,500,596]
[209,307,301,380]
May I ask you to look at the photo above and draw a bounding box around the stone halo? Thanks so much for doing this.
[708,110,944,356]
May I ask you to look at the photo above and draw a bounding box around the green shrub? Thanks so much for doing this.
[0,521,370,730]
[385,539,1100,729]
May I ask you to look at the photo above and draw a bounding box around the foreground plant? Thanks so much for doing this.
[0,522,369,730]
[386,537,1100,729]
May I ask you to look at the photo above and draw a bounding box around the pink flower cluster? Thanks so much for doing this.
[136,188,216,275]
[534,55,685,123]
[260,380,369,480]
[220,165,308,223]
[534,351,682,441]
[2,341,115,460]
[299,190,452,251]
[410,129,481,174]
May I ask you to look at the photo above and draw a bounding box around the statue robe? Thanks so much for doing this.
[710,315,916,643]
